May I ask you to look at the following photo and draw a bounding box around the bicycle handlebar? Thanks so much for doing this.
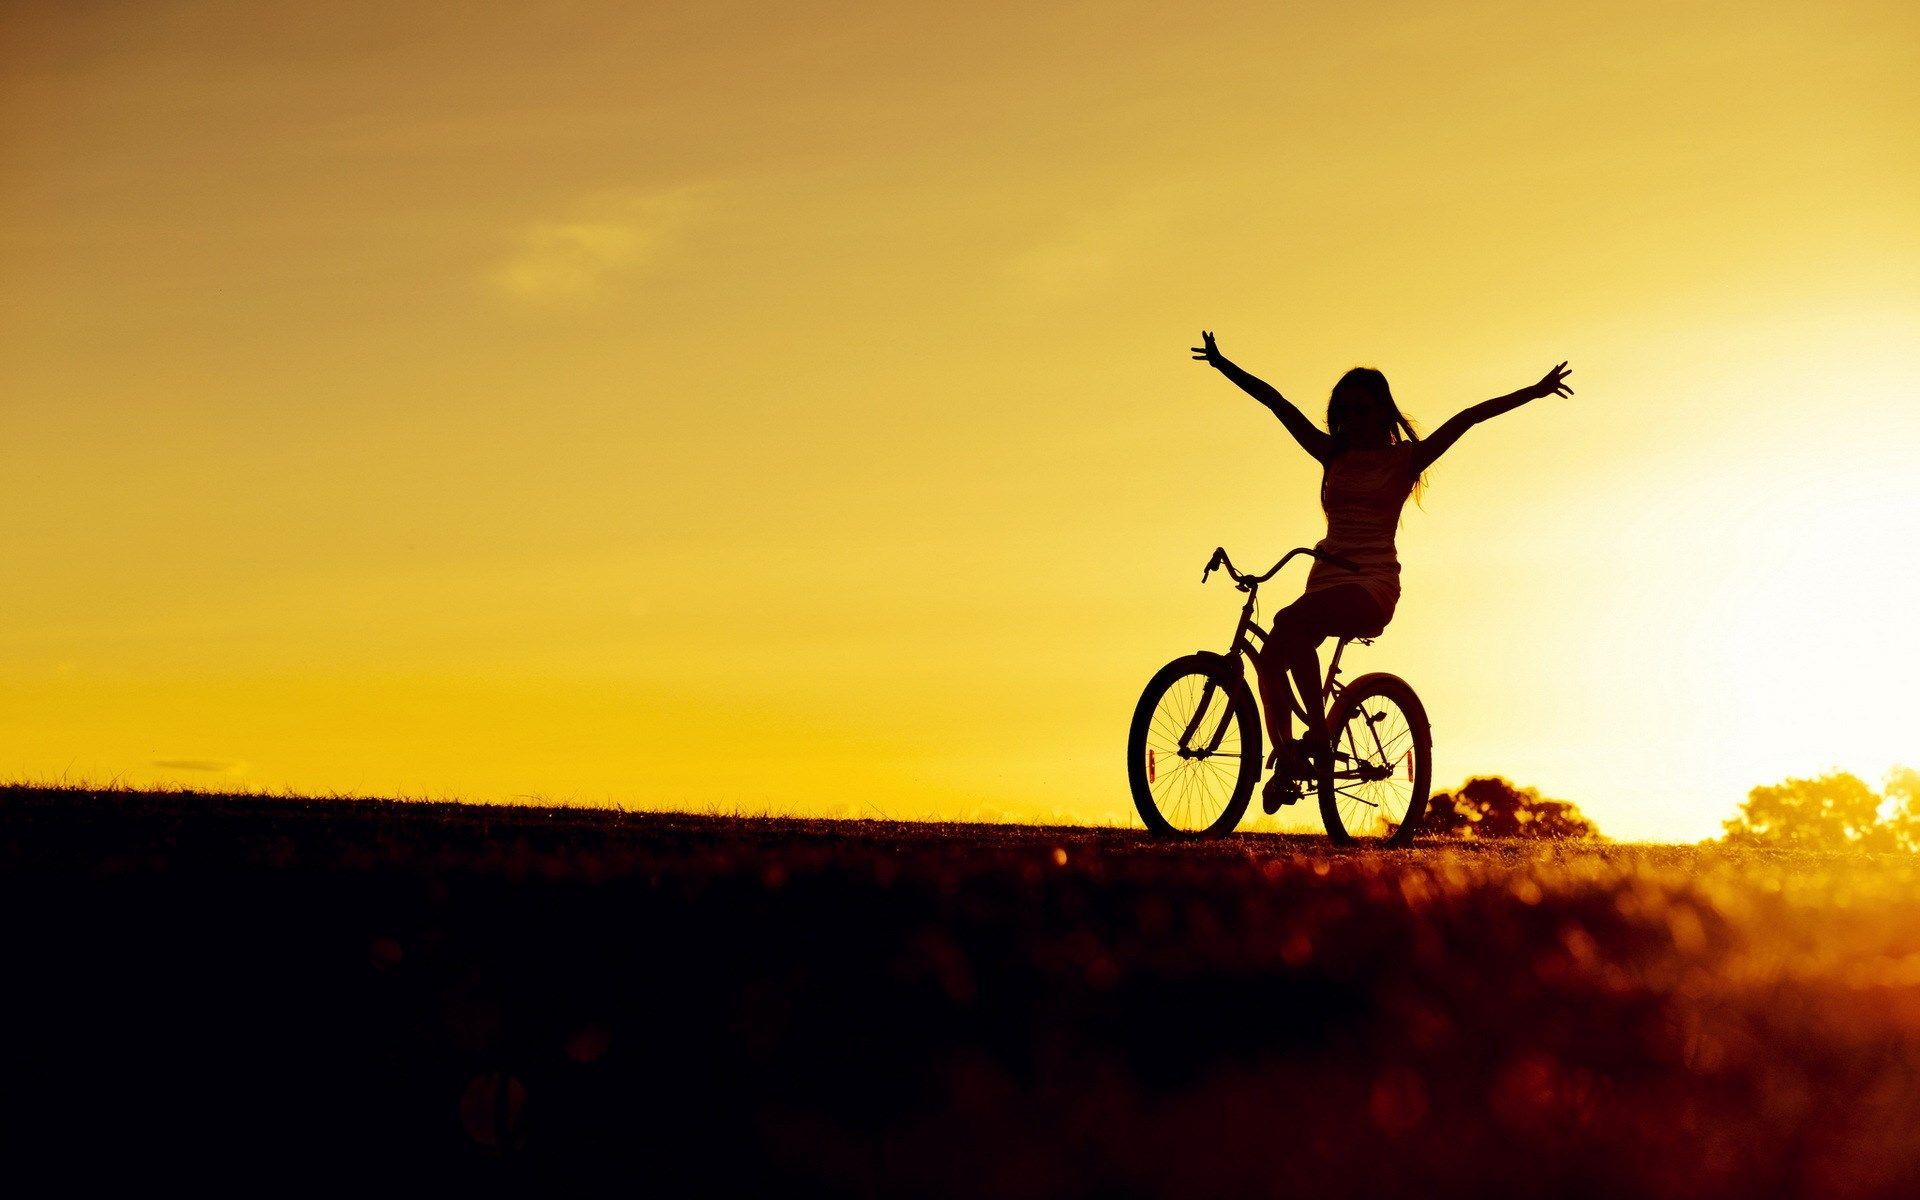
[1202,546,1361,591]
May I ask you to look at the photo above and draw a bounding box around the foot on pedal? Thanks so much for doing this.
[1262,769,1300,813]
[1263,743,1310,813]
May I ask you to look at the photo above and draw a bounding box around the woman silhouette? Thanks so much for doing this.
[1191,331,1573,812]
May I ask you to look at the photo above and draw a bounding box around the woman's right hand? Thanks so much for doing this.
[1190,330,1225,368]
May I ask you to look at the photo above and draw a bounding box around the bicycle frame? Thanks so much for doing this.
[1137,545,1426,838]
[1224,591,1363,726]
[1204,546,1366,728]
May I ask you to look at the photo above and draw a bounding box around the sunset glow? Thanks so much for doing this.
[4,1,1916,841]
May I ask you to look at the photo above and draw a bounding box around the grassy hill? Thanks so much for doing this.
[5,784,1919,1195]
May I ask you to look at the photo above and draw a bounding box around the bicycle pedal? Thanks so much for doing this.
[1262,773,1300,814]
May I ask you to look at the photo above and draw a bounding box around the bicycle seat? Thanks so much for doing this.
[1343,624,1385,643]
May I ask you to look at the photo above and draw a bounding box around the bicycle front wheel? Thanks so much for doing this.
[1127,655,1260,837]
[1319,672,1432,846]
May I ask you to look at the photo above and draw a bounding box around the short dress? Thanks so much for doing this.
[1301,441,1418,623]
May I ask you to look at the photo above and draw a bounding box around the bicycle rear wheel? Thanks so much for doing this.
[1127,655,1260,837]
[1319,672,1432,846]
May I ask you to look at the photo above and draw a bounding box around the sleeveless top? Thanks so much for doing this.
[1302,441,1418,620]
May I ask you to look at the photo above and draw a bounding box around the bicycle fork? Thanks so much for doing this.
[1175,679,1234,759]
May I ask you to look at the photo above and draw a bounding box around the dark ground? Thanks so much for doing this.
[7,785,1920,1195]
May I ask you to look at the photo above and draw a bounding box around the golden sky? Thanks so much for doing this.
[4,0,1916,841]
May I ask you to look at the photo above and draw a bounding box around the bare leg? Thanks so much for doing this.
[1264,585,1379,760]
[1252,639,1296,752]
[1289,640,1326,743]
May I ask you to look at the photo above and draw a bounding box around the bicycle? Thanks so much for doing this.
[1126,546,1433,845]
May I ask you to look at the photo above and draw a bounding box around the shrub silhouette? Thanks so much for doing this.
[1723,767,1920,851]
[1423,776,1599,840]
[1886,767,1920,850]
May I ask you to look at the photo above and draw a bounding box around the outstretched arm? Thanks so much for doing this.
[1410,362,1574,474]
[1191,330,1332,462]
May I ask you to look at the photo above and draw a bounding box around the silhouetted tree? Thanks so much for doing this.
[1885,768,1920,851]
[1423,776,1599,840]
[1725,768,1920,851]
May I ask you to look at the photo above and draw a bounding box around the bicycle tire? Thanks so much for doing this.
[1319,672,1432,847]
[1127,654,1261,837]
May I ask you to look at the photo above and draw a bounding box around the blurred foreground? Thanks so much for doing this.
[5,785,1920,1195]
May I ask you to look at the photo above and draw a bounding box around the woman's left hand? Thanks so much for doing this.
[1529,362,1574,399]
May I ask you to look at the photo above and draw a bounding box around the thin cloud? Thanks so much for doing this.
[1004,192,1176,303]
[151,758,248,775]
[1004,184,1208,304]
[490,187,702,303]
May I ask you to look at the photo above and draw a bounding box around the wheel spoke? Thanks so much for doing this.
[1134,666,1256,833]
[1322,684,1427,841]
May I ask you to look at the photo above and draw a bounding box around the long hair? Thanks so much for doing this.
[1322,367,1427,509]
